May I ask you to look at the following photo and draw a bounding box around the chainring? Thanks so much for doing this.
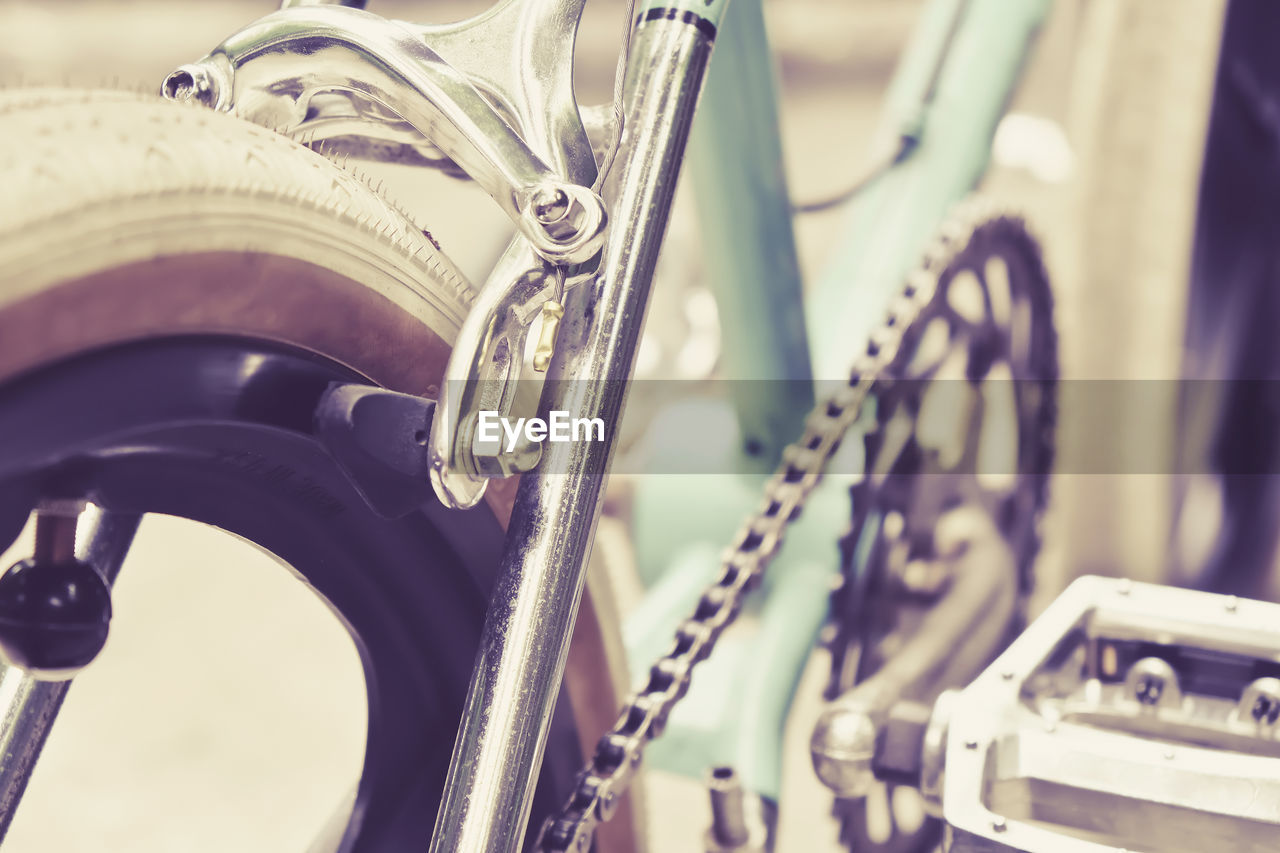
[826,207,1058,853]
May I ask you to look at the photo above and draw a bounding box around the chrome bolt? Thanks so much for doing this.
[991,816,1008,833]
[1136,674,1164,705]
[705,765,769,852]
[1240,677,1280,726]
[1225,595,1239,613]
[468,410,542,479]
[161,64,221,108]
[532,187,570,225]
[964,738,979,750]
[1253,695,1280,725]
[1125,657,1181,709]
[707,766,750,847]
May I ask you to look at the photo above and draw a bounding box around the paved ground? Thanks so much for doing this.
[0,1,1087,850]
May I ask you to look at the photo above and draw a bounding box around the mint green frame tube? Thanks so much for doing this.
[685,0,813,464]
[809,0,1052,376]
[629,0,1052,806]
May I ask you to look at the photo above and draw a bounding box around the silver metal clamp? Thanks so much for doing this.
[163,0,612,506]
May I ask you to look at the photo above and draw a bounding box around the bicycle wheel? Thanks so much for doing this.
[0,88,631,851]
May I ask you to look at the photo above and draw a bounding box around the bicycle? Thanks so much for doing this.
[0,0,1277,852]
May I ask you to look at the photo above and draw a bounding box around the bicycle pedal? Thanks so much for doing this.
[939,576,1280,853]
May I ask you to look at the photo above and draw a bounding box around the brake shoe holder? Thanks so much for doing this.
[430,240,562,508]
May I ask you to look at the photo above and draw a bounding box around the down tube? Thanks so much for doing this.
[430,1,733,851]
[809,0,1052,378]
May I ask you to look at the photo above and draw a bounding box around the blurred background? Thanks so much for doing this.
[0,0,1253,851]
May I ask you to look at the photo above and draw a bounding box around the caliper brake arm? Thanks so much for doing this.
[163,3,606,267]
[163,1,608,506]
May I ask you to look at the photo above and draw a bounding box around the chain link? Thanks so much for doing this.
[533,203,1017,853]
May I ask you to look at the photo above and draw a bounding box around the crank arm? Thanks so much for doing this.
[810,507,1020,796]
[163,3,606,266]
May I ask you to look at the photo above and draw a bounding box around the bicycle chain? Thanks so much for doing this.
[534,201,1041,852]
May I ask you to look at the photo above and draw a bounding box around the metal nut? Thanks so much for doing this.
[532,187,571,225]
[810,704,878,797]
[161,62,225,109]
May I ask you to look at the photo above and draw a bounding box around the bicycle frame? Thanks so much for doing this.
[147,0,1051,848]
[15,1,1280,851]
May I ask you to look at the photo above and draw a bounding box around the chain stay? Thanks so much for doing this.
[534,202,1015,853]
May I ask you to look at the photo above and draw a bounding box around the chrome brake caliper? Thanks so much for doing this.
[162,0,609,508]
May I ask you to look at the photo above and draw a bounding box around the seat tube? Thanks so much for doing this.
[688,0,814,466]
